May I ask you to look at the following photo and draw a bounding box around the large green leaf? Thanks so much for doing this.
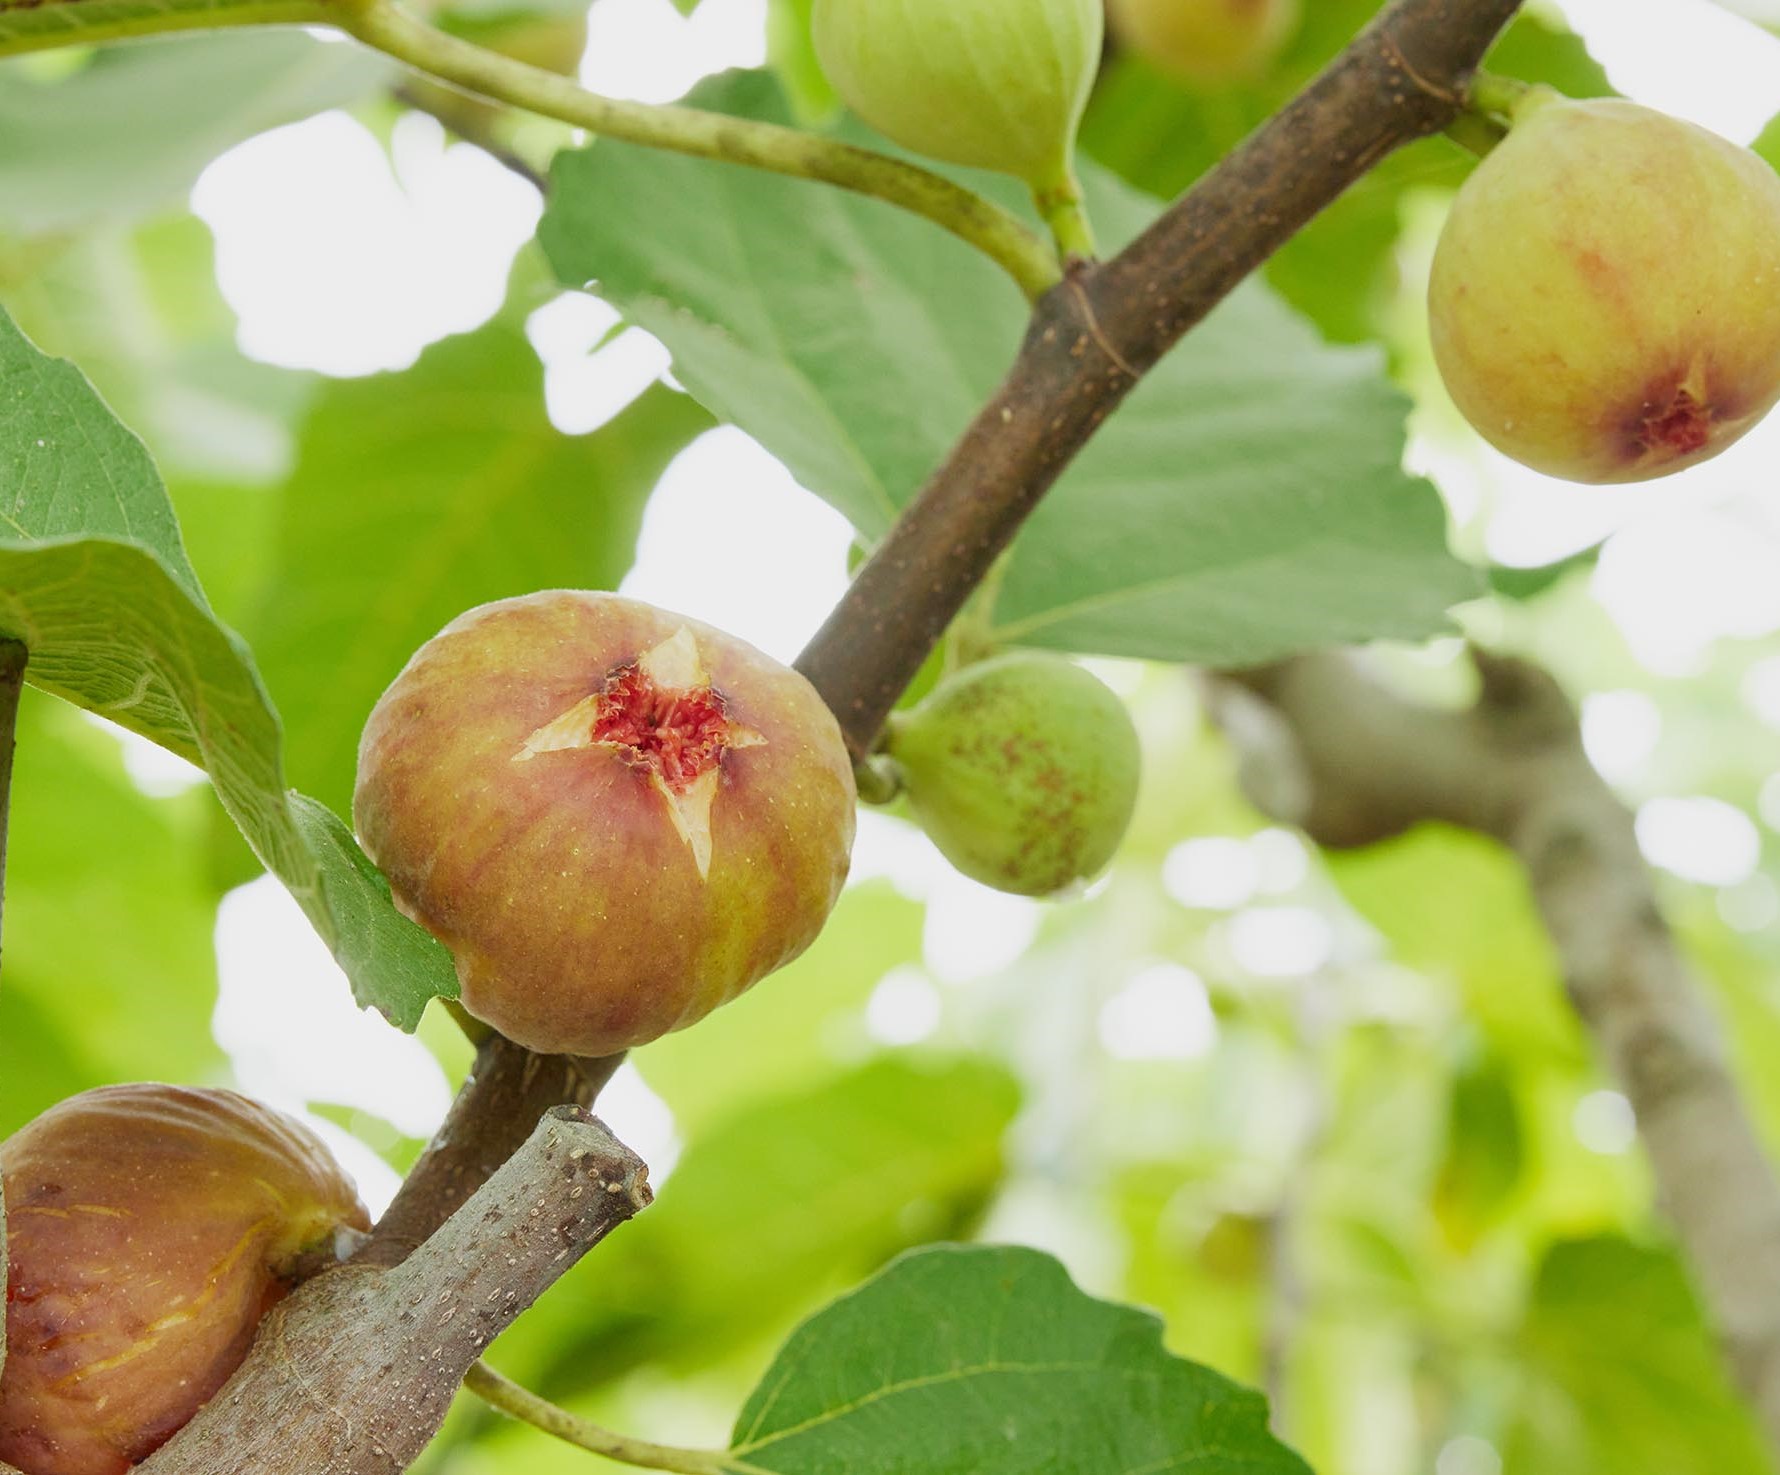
[726,1244,1312,1474]
[1506,1237,1769,1473]
[0,307,455,1028]
[0,32,385,234]
[539,72,1476,668]
[249,317,710,815]
[1329,825,1582,1060]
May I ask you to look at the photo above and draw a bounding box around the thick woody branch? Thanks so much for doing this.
[0,639,27,969]
[361,1036,624,1267]
[797,0,1524,757]
[138,1107,650,1475]
[1216,650,1780,1456]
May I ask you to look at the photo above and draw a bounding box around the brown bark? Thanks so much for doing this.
[360,1037,624,1267]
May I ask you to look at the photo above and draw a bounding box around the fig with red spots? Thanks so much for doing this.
[883,651,1140,897]
[353,591,856,1056]
[1429,93,1780,484]
[0,1085,369,1475]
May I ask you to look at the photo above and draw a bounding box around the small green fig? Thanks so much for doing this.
[1428,95,1780,484]
[0,1085,369,1475]
[1107,0,1300,86]
[884,652,1140,897]
[811,0,1103,194]
[353,591,857,1057]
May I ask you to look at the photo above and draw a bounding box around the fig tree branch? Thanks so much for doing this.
[795,0,1524,758]
[393,81,549,192]
[1214,649,1780,1459]
[0,639,26,974]
[137,1106,650,1475]
[359,1036,625,1266]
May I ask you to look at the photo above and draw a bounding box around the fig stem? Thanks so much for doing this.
[1034,165,1100,262]
[854,753,903,805]
[0,639,26,976]
[443,998,494,1046]
[1465,69,1537,124]
[1442,109,1507,158]
[331,0,1065,302]
[464,1362,743,1475]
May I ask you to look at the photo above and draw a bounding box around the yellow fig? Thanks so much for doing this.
[1428,95,1780,484]
[1107,0,1300,86]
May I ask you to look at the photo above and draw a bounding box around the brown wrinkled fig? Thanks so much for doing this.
[353,591,857,1057]
[0,1084,369,1475]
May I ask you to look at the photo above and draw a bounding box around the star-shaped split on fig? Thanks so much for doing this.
[513,627,764,879]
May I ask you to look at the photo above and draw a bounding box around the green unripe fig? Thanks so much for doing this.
[1428,95,1780,484]
[354,591,856,1057]
[811,0,1102,193]
[0,1085,369,1475]
[1107,0,1300,86]
[884,652,1140,897]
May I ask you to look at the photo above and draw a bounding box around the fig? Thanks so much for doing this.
[1106,0,1300,86]
[353,591,856,1057]
[811,0,1102,194]
[883,651,1140,896]
[0,1085,369,1475]
[1428,95,1780,484]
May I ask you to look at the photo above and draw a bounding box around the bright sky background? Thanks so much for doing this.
[156,0,1780,1211]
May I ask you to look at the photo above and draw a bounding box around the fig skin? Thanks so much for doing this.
[812,0,1102,192]
[353,591,857,1057]
[0,1085,369,1475]
[1428,95,1780,484]
[1107,0,1300,86]
[884,652,1141,897]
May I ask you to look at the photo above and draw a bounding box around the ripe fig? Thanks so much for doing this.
[1107,0,1300,86]
[353,591,857,1056]
[0,1085,369,1475]
[811,0,1102,194]
[1428,95,1780,484]
[883,651,1140,897]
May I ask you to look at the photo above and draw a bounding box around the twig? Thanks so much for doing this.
[360,1035,624,1266]
[394,81,548,192]
[0,639,25,973]
[464,1363,731,1475]
[1215,649,1780,1459]
[795,0,1522,758]
[340,0,1060,301]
